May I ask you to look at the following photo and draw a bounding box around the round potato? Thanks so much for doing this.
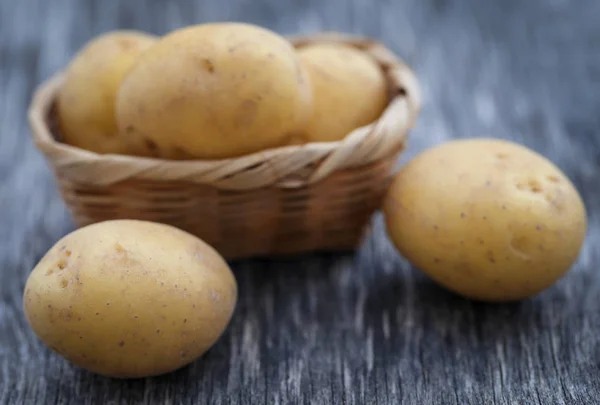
[57,31,156,154]
[383,138,587,301]
[23,220,237,378]
[117,23,312,159]
[297,43,388,142]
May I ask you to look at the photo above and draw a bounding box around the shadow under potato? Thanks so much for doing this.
[51,250,555,401]
[228,248,542,343]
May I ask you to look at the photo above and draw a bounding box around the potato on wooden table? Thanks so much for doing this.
[23,220,237,378]
[384,138,587,302]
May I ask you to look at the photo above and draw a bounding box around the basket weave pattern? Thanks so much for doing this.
[29,33,421,259]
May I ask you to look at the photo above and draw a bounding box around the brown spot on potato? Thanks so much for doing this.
[114,243,125,253]
[496,153,508,159]
[200,58,215,73]
[547,175,559,183]
[118,38,137,50]
[460,212,466,218]
[57,260,66,270]
[144,138,158,153]
[528,179,542,193]
[65,250,72,257]
[118,341,125,347]
[60,308,72,320]
[487,251,496,263]
[517,178,543,193]
[125,125,135,134]
[46,269,54,276]
[60,279,68,288]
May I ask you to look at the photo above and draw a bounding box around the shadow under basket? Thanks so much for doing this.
[28,33,421,260]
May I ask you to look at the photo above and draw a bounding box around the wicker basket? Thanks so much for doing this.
[28,33,421,260]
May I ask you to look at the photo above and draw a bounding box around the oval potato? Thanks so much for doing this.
[297,43,388,142]
[57,31,156,154]
[23,220,237,378]
[117,23,312,159]
[383,138,587,301]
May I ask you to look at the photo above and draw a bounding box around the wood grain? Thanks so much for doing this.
[1,0,599,404]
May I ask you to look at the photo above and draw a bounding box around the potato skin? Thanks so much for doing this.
[23,220,237,378]
[297,43,388,142]
[116,23,312,159]
[57,31,156,154]
[383,138,587,301]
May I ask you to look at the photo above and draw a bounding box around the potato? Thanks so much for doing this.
[297,43,388,143]
[116,23,312,159]
[23,220,237,378]
[383,138,587,301]
[57,31,156,154]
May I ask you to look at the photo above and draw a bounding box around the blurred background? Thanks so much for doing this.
[2,0,598,239]
[2,0,599,193]
[1,0,599,404]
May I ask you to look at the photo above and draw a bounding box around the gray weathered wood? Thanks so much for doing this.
[1,0,599,403]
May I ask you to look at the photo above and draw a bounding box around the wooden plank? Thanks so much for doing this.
[1,0,599,403]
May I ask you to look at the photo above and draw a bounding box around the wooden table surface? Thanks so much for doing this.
[1,0,599,403]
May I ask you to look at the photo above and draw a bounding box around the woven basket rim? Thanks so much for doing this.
[28,32,421,190]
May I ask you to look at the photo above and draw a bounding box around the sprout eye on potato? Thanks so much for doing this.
[383,138,587,302]
[23,220,237,379]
